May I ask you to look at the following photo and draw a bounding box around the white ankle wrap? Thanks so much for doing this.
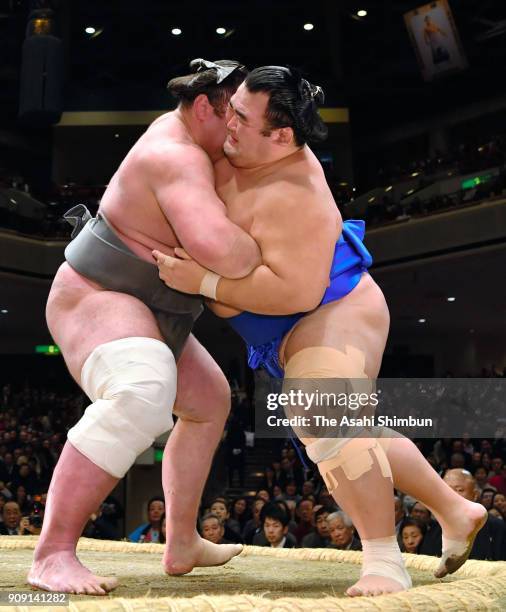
[68,337,177,478]
[361,536,412,590]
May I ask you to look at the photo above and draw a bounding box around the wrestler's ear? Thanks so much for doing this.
[273,126,295,147]
[193,94,214,122]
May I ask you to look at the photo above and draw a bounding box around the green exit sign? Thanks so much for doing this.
[461,174,492,190]
[35,345,61,356]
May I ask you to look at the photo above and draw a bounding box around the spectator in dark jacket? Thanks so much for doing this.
[421,470,506,561]
[301,506,330,548]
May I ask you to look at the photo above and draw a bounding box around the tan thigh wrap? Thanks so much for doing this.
[284,345,393,488]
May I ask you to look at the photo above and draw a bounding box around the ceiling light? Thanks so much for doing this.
[411,171,419,177]
[385,185,393,192]
[114,133,119,138]
[85,27,96,35]
[1,309,8,314]
[447,297,456,302]
[171,27,182,36]
[304,23,314,31]
[357,10,367,17]
[216,27,226,35]
[418,318,426,323]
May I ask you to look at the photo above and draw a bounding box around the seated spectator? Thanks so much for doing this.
[301,505,330,548]
[19,500,44,536]
[99,495,124,534]
[242,498,265,544]
[82,503,118,540]
[409,500,441,555]
[470,452,483,470]
[302,480,315,497]
[159,513,166,544]
[410,501,432,526]
[12,463,40,496]
[489,461,506,495]
[399,518,426,554]
[317,487,335,510]
[279,457,303,489]
[283,480,301,504]
[255,489,271,503]
[272,485,283,500]
[293,497,314,544]
[201,513,230,545]
[230,497,251,533]
[258,502,296,548]
[449,452,467,470]
[275,500,298,535]
[327,511,361,551]
[210,498,243,543]
[481,487,497,509]
[492,493,506,520]
[128,496,165,543]
[474,466,491,494]
[0,501,23,535]
[489,508,504,521]
[421,469,506,561]
[15,485,32,515]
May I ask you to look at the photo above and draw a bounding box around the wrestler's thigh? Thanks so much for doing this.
[282,299,390,379]
[47,265,163,383]
[174,334,230,422]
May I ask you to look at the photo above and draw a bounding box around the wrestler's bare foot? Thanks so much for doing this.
[346,574,407,597]
[28,550,118,595]
[434,500,488,578]
[163,532,242,575]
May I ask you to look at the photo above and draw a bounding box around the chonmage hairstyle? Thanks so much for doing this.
[167,58,248,116]
[245,65,328,146]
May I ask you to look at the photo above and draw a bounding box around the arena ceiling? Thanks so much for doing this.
[0,0,505,128]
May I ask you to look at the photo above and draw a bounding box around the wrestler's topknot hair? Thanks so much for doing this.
[167,59,248,116]
[245,66,328,146]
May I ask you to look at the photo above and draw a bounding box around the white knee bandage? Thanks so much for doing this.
[306,437,392,492]
[68,337,177,478]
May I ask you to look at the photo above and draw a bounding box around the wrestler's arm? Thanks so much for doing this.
[214,187,339,314]
[147,144,261,278]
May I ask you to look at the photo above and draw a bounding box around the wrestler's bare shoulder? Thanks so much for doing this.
[130,138,213,182]
[255,168,339,232]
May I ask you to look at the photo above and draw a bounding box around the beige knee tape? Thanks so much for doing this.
[285,345,367,379]
[284,345,375,441]
[315,438,393,492]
